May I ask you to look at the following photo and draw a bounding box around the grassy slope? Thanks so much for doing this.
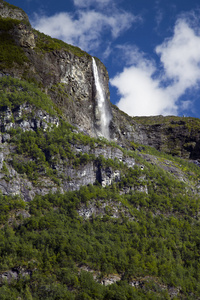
[133,115,200,131]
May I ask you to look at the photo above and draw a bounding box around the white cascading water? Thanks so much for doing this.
[92,57,110,140]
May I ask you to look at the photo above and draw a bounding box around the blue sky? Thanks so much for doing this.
[8,0,200,118]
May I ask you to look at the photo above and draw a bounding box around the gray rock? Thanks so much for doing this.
[0,104,59,134]
[0,152,4,169]
[2,134,10,143]
[0,2,29,22]
[101,275,121,286]
[101,167,120,187]
[0,268,32,284]
[63,162,96,191]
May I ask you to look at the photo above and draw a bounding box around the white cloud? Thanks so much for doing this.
[31,9,137,52]
[111,16,200,116]
[73,0,111,8]
[111,61,177,116]
[103,44,112,59]
[156,18,200,94]
[180,100,192,111]
[115,44,152,67]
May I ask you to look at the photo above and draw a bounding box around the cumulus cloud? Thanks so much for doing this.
[31,9,137,52]
[110,16,200,116]
[111,59,177,116]
[156,18,200,95]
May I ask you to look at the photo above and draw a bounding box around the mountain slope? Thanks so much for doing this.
[0,1,200,299]
[1,0,200,159]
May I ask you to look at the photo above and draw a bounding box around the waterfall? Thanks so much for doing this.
[92,57,110,140]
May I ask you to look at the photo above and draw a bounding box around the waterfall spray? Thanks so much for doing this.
[92,57,111,140]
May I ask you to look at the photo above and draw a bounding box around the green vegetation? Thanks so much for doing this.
[139,143,200,181]
[0,76,56,115]
[133,115,185,125]
[9,121,124,183]
[34,29,91,58]
[0,173,200,299]
[133,115,200,132]
[0,111,199,298]
[0,11,90,79]
[0,72,199,298]
[0,5,200,296]
[0,31,28,68]
[0,17,21,31]
[0,193,25,223]
[0,17,29,68]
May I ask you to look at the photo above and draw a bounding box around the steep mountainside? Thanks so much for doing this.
[1,0,200,160]
[1,1,200,299]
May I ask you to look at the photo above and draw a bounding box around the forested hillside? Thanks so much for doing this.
[1,76,200,299]
[1,1,200,299]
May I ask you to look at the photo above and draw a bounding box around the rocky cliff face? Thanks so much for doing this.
[111,107,200,160]
[132,118,200,159]
[20,47,111,137]
[0,0,112,139]
[0,0,28,21]
[1,0,200,161]
[0,103,135,201]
